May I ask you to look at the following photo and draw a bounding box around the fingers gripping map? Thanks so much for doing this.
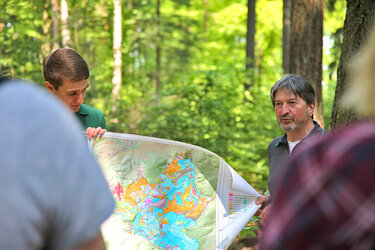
[90,133,260,250]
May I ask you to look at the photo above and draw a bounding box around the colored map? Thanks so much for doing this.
[92,135,218,249]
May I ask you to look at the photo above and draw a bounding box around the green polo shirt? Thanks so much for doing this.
[74,104,107,130]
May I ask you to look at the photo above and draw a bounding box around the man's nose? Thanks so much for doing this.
[281,104,290,114]
[77,93,84,104]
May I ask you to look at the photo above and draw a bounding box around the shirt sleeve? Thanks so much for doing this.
[100,112,108,130]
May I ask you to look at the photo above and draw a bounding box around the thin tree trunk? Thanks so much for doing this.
[283,0,291,73]
[60,0,71,47]
[331,0,375,129]
[74,12,78,49]
[289,0,324,127]
[155,0,160,95]
[245,0,255,90]
[41,0,52,59]
[51,0,59,50]
[112,0,122,103]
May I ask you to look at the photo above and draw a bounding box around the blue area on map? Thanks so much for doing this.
[132,156,203,250]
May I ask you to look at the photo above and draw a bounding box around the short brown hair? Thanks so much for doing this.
[43,48,90,90]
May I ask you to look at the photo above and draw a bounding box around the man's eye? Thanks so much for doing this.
[68,93,75,96]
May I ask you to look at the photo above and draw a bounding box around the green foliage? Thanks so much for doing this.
[0,0,345,194]
[239,216,261,238]
[0,0,44,83]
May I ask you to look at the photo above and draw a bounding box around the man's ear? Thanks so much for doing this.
[45,81,56,94]
[309,102,316,116]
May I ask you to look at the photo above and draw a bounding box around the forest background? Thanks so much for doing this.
[0,0,348,194]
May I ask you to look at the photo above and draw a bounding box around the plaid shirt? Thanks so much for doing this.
[260,120,375,250]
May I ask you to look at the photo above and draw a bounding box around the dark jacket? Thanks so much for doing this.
[267,121,326,197]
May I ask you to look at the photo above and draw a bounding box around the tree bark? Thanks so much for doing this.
[111,0,122,123]
[60,0,71,47]
[245,0,256,90]
[155,0,160,95]
[74,12,78,49]
[112,0,122,101]
[283,0,291,73]
[51,0,59,50]
[289,0,324,127]
[41,0,52,59]
[331,0,375,129]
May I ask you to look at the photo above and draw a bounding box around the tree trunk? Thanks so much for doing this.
[283,0,291,73]
[245,0,256,90]
[60,0,71,47]
[41,0,52,59]
[331,0,375,129]
[112,0,122,103]
[51,0,59,50]
[74,12,78,49]
[289,0,324,127]
[155,0,160,95]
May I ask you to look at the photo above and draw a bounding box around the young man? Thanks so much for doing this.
[43,48,107,139]
[256,75,326,216]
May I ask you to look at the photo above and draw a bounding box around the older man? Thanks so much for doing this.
[260,24,375,248]
[256,75,326,211]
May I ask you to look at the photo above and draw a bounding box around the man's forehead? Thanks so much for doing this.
[275,88,300,100]
[61,78,89,91]
[66,84,89,92]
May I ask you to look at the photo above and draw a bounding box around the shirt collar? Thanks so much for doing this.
[75,104,88,116]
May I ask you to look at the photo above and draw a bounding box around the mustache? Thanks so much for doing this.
[280,114,294,119]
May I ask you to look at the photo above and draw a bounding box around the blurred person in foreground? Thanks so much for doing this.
[255,75,326,219]
[0,76,114,249]
[259,25,375,250]
[43,48,107,139]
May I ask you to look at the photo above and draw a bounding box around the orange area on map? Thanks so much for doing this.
[162,196,194,215]
[122,177,151,205]
[186,196,211,219]
[161,182,209,220]
[165,158,181,174]
[161,217,169,225]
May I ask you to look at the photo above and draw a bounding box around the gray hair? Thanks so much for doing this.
[270,74,315,107]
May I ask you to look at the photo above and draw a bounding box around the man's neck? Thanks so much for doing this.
[286,120,315,142]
